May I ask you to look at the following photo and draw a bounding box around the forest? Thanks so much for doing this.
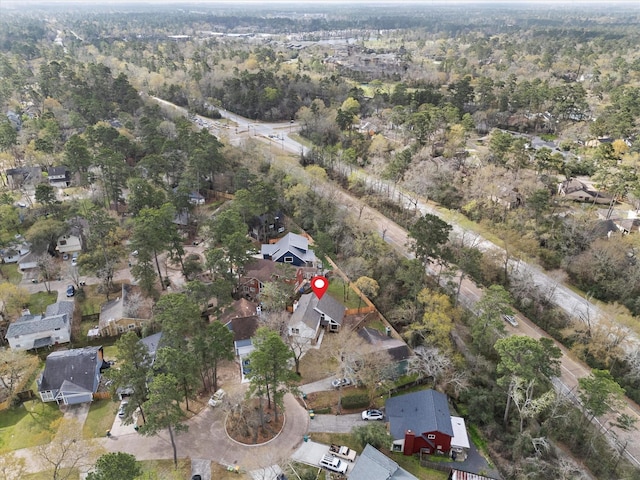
[1,2,640,479]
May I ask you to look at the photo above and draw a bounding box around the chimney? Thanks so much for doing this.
[404,430,415,456]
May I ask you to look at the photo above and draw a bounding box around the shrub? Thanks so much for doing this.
[341,393,369,410]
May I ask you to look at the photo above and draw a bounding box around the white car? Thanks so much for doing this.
[208,388,226,407]
[331,378,351,388]
[319,454,348,474]
[502,314,518,327]
[361,409,384,421]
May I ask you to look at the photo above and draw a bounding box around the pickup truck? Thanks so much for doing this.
[329,444,357,461]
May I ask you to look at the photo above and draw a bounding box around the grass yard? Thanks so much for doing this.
[389,451,450,480]
[297,348,335,384]
[0,400,63,454]
[285,461,321,480]
[77,283,109,316]
[27,291,58,315]
[326,279,361,309]
[25,468,78,480]
[82,399,118,439]
[211,462,251,479]
[138,459,191,479]
[0,263,21,284]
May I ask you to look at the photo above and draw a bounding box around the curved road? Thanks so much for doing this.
[148,95,640,469]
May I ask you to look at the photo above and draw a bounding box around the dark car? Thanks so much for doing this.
[66,285,75,297]
[191,476,202,480]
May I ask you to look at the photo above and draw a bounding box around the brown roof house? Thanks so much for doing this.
[98,284,152,337]
[216,298,261,358]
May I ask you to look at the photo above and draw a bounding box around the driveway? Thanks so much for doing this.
[191,458,211,480]
[307,413,362,433]
[300,377,335,395]
[290,440,332,467]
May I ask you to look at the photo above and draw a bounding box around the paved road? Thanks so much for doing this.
[101,393,309,473]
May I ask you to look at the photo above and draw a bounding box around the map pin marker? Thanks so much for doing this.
[311,276,329,300]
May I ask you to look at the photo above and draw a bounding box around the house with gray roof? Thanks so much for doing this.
[386,389,469,460]
[261,232,317,267]
[288,293,346,345]
[6,301,74,351]
[37,346,104,405]
[98,283,151,337]
[349,444,417,480]
[47,166,70,188]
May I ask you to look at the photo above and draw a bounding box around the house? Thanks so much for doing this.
[56,234,82,255]
[98,284,151,337]
[47,166,71,188]
[386,389,470,460]
[358,326,412,373]
[217,298,261,357]
[596,208,640,234]
[140,331,164,363]
[557,178,612,205]
[5,301,74,351]
[5,166,42,189]
[248,211,285,242]
[0,240,30,264]
[188,191,205,205]
[261,232,317,267]
[288,293,346,345]
[18,251,38,270]
[37,346,104,405]
[349,444,418,480]
[238,259,307,301]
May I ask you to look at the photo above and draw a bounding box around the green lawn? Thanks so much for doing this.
[138,459,191,479]
[25,468,79,480]
[27,291,58,315]
[82,399,118,439]
[0,401,63,454]
[0,263,21,284]
[326,279,361,309]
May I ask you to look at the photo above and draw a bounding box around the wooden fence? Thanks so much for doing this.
[93,391,112,400]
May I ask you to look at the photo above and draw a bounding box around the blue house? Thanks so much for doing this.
[37,346,104,405]
[260,232,317,267]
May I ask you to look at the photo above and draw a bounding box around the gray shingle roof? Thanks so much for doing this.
[261,233,316,264]
[39,346,102,394]
[385,390,453,441]
[349,444,418,480]
[6,314,67,338]
[45,301,74,318]
[316,294,346,325]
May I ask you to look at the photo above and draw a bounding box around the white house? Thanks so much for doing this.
[288,293,346,345]
[18,251,39,270]
[56,234,82,255]
[5,301,74,351]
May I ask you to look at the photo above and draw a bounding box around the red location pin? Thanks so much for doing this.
[311,276,329,300]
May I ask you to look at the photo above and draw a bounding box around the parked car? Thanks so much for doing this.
[331,378,351,388]
[118,400,128,418]
[191,476,202,480]
[502,314,518,327]
[71,253,78,266]
[361,409,384,421]
[208,388,226,407]
[319,454,348,474]
[66,285,75,297]
[62,253,69,261]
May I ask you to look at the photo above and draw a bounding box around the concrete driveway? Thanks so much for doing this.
[191,458,211,480]
[299,377,335,395]
[290,440,331,467]
[308,413,362,433]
